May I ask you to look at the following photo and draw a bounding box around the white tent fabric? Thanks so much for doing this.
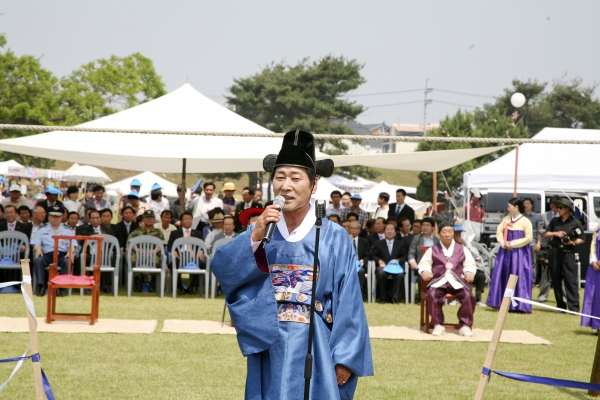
[330,146,507,172]
[0,160,25,175]
[464,128,600,190]
[0,84,310,173]
[64,165,111,183]
[314,178,343,201]
[105,171,179,198]
[64,163,81,175]
[327,175,370,192]
[357,181,424,213]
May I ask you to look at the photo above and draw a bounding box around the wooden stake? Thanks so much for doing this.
[474,274,519,400]
[20,259,45,400]
[432,172,437,212]
[513,146,519,198]
[590,330,600,397]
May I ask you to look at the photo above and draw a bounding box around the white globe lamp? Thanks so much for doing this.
[510,92,526,108]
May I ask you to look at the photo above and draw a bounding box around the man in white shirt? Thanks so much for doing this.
[192,182,224,232]
[418,215,477,337]
[2,184,30,210]
[325,190,343,217]
[154,210,177,247]
[373,192,390,220]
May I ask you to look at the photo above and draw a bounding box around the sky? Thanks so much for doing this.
[2,1,600,127]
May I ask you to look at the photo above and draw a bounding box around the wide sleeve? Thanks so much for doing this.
[328,228,374,377]
[417,247,433,274]
[509,217,533,248]
[496,217,508,246]
[210,228,279,356]
[590,230,598,264]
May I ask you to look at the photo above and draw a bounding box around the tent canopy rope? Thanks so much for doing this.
[2,124,600,144]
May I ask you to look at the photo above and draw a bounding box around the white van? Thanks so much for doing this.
[475,189,600,245]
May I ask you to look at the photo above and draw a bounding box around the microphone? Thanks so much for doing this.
[262,195,285,243]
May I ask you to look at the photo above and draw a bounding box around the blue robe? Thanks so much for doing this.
[211,218,373,400]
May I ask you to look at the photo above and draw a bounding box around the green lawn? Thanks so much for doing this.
[0,287,597,399]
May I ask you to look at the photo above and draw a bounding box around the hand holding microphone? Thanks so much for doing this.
[250,195,285,244]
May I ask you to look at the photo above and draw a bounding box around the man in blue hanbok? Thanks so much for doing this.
[211,129,373,400]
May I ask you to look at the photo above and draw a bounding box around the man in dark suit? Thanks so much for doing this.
[0,204,29,282]
[0,204,27,234]
[167,211,205,293]
[388,188,415,225]
[235,187,262,232]
[372,221,406,304]
[397,217,412,242]
[367,217,386,248]
[349,221,371,297]
[99,208,116,236]
[18,206,33,240]
[36,185,64,222]
[114,206,139,250]
[76,209,113,236]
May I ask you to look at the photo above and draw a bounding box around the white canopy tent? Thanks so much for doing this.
[64,165,111,183]
[0,84,323,173]
[105,171,179,198]
[0,160,25,175]
[356,181,425,213]
[330,146,507,172]
[463,128,600,190]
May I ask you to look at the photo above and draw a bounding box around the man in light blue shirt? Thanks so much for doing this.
[32,204,75,296]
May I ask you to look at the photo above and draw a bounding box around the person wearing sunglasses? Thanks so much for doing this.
[544,198,585,312]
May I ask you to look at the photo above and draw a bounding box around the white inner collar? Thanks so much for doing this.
[276,197,316,243]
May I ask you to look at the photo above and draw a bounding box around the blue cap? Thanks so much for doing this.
[126,190,141,199]
[130,178,142,187]
[383,260,404,275]
[454,223,464,232]
[356,259,362,272]
[45,185,63,195]
[0,176,4,184]
[151,183,163,191]
[350,194,362,200]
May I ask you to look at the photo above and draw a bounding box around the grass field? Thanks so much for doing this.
[0,287,597,399]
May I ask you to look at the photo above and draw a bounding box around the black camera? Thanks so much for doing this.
[559,227,582,248]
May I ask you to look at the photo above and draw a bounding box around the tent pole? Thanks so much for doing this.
[432,172,437,213]
[179,158,186,217]
[513,146,519,197]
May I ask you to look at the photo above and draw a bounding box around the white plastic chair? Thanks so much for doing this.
[171,237,210,299]
[0,230,29,282]
[127,236,167,298]
[365,260,373,303]
[211,237,234,299]
[80,234,120,297]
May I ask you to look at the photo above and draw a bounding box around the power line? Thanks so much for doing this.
[365,100,423,108]
[434,100,479,108]
[434,88,495,99]
[344,88,424,97]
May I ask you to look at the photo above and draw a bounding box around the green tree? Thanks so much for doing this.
[226,55,370,181]
[415,110,529,201]
[0,33,166,167]
[476,77,600,137]
[59,53,166,125]
[0,33,62,167]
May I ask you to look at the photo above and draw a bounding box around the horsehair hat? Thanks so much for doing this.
[434,212,455,231]
[263,129,334,177]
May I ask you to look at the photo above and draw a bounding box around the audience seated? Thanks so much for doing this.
[348,220,371,298]
[154,210,177,247]
[32,204,74,296]
[167,211,204,293]
[128,210,165,292]
[417,214,476,337]
[372,221,406,304]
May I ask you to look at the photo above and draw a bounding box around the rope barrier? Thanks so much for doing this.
[0,279,55,399]
[1,123,600,144]
[477,294,600,395]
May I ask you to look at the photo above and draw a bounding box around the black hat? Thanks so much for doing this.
[47,204,65,216]
[263,129,334,177]
[434,212,455,231]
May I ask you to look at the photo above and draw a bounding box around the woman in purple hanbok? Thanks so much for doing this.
[486,198,533,312]
[581,228,600,333]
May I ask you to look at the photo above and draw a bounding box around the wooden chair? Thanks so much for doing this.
[418,245,462,334]
[46,235,103,325]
